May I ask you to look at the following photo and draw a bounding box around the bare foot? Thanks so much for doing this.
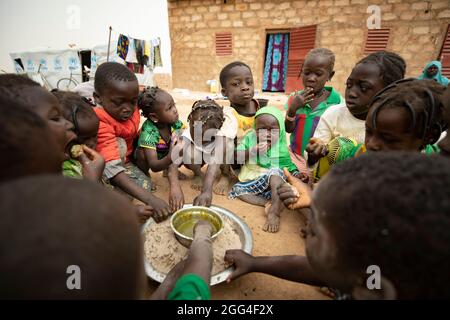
[213,175,229,195]
[191,174,204,191]
[263,202,281,233]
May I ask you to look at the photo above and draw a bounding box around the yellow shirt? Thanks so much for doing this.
[232,108,256,142]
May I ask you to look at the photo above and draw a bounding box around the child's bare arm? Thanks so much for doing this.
[224,250,324,286]
[168,163,184,212]
[142,148,173,172]
[180,221,214,284]
[193,163,220,207]
[110,172,171,221]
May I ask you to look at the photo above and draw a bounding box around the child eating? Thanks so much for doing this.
[0,89,62,183]
[229,106,299,233]
[93,62,171,221]
[226,152,450,299]
[284,48,344,182]
[53,90,105,182]
[307,51,406,167]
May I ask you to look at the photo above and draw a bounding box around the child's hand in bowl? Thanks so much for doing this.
[193,220,214,239]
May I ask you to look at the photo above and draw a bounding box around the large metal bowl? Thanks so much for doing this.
[170,206,224,248]
[142,204,253,286]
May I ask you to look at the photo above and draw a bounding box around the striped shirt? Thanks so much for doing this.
[285,86,344,156]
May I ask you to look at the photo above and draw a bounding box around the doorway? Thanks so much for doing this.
[262,32,290,92]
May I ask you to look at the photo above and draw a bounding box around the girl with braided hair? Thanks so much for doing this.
[311,78,448,181]
[178,99,237,207]
[135,86,187,212]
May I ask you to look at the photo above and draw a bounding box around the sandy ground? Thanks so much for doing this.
[144,91,328,300]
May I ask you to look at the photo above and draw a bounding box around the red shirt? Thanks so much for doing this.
[94,107,140,163]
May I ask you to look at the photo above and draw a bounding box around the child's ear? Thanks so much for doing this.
[221,87,227,97]
[148,112,159,123]
[352,276,397,300]
[328,71,335,82]
[93,92,101,105]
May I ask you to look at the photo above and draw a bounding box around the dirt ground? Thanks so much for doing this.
[144,90,328,300]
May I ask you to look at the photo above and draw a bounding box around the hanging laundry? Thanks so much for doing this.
[117,34,129,60]
[135,39,145,69]
[125,38,138,64]
[153,38,163,68]
[144,40,151,67]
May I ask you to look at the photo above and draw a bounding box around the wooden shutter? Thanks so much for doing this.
[285,25,317,94]
[364,29,390,54]
[215,32,232,56]
[439,24,450,77]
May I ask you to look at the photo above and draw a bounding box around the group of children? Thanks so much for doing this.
[0,46,450,299]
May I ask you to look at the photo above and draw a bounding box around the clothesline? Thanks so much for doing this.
[106,26,163,73]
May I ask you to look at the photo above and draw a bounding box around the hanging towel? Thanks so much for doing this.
[117,34,130,60]
[126,37,138,63]
[135,39,145,68]
[154,37,162,67]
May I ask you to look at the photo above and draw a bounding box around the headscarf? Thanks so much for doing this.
[418,61,449,87]
[238,106,298,173]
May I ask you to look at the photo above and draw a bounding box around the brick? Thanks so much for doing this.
[263,3,275,10]
[191,14,202,22]
[217,13,228,20]
[242,11,255,18]
[249,3,262,10]
[273,18,286,25]
[196,22,207,29]
[400,11,417,20]
[208,5,220,13]
[319,0,333,7]
[335,0,349,5]
[257,10,269,18]
[190,0,202,6]
[229,12,241,20]
[204,13,216,20]
[197,7,208,13]
[223,4,235,11]
[413,26,429,34]
[411,2,429,11]
[292,1,307,9]
[351,0,367,4]
[383,12,397,21]
[235,40,245,48]
[438,10,450,18]
[233,20,244,27]
[185,7,196,14]
[279,2,291,10]
[220,20,231,27]
[235,3,248,11]
[432,1,450,10]
[307,0,317,7]
[208,20,220,28]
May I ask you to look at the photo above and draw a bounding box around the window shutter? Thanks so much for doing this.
[285,25,317,94]
[439,24,450,77]
[215,32,232,56]
[364,29,390,54]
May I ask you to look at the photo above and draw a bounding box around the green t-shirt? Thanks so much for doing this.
[167,274,211,300]
[138,119,185,160]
